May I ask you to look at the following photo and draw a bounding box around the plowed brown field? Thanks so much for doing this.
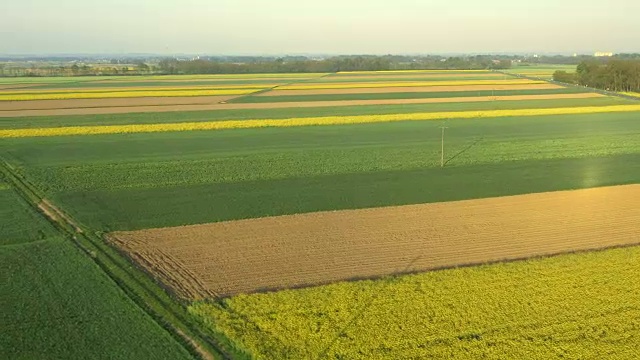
[0,95,236,111]
[109,185,640,299]
[259,83,562,96]
[0,92,603,117]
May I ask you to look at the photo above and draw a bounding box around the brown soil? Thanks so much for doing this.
[0,95,236,111]
[258,83,562,96]
[0,92,600,118]
[108,185,640,299]
[38,199,83,233]
[0,84,44,90]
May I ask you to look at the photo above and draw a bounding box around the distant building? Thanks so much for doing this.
[594,52,614,57]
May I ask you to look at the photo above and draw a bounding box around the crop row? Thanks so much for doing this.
[3,104,640,138]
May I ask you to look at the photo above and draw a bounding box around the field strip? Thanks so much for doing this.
[275,79,544,90]
[108,184,640,298]
[1,84,279,95]
[3,104,640,138]
[0,92,605,117]
[0,84,46,90]
[0,95,238,111]
[0,89,262,101]
[258,83,562,96]
[89,73,329,81]
[324,73,506,80]
[93,77,319,83]
[337,70,489,74]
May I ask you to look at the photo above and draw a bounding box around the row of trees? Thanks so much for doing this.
[553,59,640,92]
[0,62,154,77]
[157,55,512,74]
[0,55,514,77]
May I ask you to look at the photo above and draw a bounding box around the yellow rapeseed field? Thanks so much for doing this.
[0,88,261,101]
[2,105,640,138]
[276,79,544,90]
[622,92,640,98]
[189,245,640,359]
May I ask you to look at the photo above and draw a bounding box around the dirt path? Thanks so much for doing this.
[109,185,640,299]
[0,92,601,117]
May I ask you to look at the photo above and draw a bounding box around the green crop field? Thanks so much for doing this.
[0,180,194,359]
[2,111,640,231]
[505,64,577,79]
[0,185,61,245]
[0,239,195,360]
[2,69,639,359]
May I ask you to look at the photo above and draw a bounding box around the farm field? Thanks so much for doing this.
[0,179,194,359]
[109,185,640,298]
[190,244,640,359]
[1,69,639,359]
[504,64,577,79]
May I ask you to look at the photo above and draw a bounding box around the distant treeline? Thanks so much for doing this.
[158,55,513,74]
[4,53,640,78]
[0,55,512,77]
[553,59,640,92]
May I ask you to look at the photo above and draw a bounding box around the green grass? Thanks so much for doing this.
[305,75,512,83]
[0,238,194,360]
[0,187,61,245]
[329,70,494,76]
[506,64,577,72]
[230,87,589,103]
[190,244,640,359]
[0,95,628,130]
[3,111,639,231]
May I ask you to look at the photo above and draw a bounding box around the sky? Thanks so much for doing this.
[2,0,640,55]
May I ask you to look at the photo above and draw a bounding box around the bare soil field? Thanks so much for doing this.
[0,92,603,117]
[0,95,236,111]
[109,185,640,299]
[259,83,563,96]
[0,84,44,90]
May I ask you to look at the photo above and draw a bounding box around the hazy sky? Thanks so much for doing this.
[2,0,639,55]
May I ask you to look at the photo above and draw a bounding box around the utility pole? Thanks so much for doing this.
[440,124,448,168]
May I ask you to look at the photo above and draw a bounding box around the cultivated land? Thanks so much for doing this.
[504,64,577,79]
[0,179,194,360]
[191,245,640,359]
[2,68,640,359]
[110,185,640,298]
